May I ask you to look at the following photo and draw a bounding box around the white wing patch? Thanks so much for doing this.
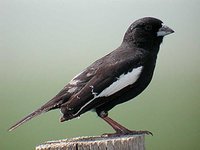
[69,70,86,85]
[98,66,143,97]
[73,66,143,116]
[69,79,79,85]
[67,87,77,93]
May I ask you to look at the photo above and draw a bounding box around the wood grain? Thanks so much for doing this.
[36,134,145,150]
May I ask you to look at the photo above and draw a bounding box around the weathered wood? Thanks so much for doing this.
[36,134,145,150]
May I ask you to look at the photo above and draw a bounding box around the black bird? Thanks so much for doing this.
[9,17,174,135]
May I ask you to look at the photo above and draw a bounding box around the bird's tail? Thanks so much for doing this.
[8,95,64,131]
[8,107,48,131]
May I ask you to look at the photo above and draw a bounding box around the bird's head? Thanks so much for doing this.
[122,17,174,52]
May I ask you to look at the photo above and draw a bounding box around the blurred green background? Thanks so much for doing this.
[1,0,199,149]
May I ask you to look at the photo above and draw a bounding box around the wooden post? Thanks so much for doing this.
[36,134,145,150]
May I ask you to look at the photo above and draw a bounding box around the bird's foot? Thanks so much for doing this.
[99,114,153,137]
[101,130,153,137]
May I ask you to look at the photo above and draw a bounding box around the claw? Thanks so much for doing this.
[101,130,153,137]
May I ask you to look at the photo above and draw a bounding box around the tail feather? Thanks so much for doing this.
[8,108,47,131]
[8,94,66,131]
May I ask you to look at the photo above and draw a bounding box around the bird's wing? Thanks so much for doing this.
[8,55,105,131]
[8,66,98,131]
[60,49,148,119]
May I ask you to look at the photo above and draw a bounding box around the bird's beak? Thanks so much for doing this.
[157,24,174,37]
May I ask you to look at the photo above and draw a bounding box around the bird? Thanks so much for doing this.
[8,17,174,136]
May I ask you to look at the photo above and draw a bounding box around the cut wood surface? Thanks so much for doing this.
[36,134,145,150]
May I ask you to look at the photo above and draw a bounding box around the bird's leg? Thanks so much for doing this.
[98,111,153,137]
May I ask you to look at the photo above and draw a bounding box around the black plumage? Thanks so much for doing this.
[9,17,174,135]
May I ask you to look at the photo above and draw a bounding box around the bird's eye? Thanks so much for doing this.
[145,25,152,31]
